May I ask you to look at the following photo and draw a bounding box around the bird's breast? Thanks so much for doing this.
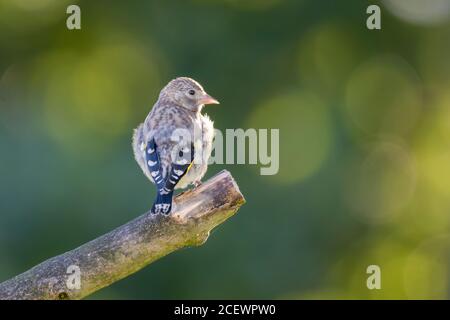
[175,113,214,189]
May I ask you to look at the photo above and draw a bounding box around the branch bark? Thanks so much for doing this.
[0,170,245,300]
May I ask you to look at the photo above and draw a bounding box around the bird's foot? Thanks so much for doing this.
[193,180,202,188]
[176,190,187,197]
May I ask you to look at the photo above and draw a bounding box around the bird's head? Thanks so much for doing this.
[159,77,219,112]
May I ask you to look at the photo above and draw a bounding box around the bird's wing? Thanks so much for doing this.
[144,138,165,189]
[144,103,195,180]
[132,123,153,180]
[159,143,195,195]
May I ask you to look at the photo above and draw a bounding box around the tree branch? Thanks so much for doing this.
[0,170,245,300]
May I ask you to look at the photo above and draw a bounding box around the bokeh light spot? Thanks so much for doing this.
[404,235,450,299]
[0,0,75,33]
[414,93,450,198]
[383,0,450,26]
[344,56,423,139]
[247,90,333,184]
[418,30,450,90]
[29,35,161,155]
[298,23,363,96]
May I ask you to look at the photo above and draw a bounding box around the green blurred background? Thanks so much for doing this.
[1,0,450,299]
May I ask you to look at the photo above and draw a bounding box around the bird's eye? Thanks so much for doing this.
[188,89,195,96]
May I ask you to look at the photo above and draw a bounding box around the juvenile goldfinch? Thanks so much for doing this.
[132,77,219,215]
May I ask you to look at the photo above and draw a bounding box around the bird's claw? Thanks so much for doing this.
[193,180,202,188]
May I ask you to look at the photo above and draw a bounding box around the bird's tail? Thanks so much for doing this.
[150,142,195,215]
[151,191,174,215]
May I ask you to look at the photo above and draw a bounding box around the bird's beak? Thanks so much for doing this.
[199,94,220,105]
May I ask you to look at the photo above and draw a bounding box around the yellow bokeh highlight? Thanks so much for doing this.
[414,93,450,198]
[364,245,408,299]
[333,238,412,299]
[298,23,363,96]
[404,235,450,299]
[247,90,333,184]
[344,55,423,139]
[29,34,162,154]
[0,0,75,33]
[383,0,450,26]
[6,0,57,10]
[418,30,450,94]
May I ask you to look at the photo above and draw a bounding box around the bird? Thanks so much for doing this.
[132,77,219,215]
